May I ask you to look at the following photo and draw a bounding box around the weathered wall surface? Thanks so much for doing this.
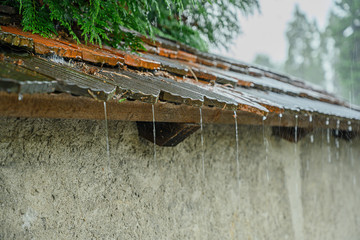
[0,117,359,239]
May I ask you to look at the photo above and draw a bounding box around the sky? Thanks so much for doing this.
[214,0,334,64]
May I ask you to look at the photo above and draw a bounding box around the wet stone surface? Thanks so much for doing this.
[1,118,360,239]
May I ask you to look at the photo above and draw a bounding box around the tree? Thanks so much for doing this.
[3,0,259,52]
[284,5,325,86]
[253,54,275,69]
[328,0,360,104]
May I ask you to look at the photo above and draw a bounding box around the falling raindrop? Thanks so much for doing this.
[336,120,340,134]
[348,121,352,132]
[349,139,354,167]
[152,104,156,164]
[234,111,240,182]
[294,115,298,156]
[309,115,314,143]
[18,93,23,101]
[326,129,330,144]
[104,102,110,173]
[200,108,205,178]
[335,139,340,159]
[263,116,269,182]
[325,118,331,163]
[295,115,298,143]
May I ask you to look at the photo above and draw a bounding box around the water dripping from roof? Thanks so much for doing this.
[278,113,282,136]
[18,93,23,101]
[309,114,314,143]
[310,135,314,143]
[336,120,340,134]
[294,115,298,156]
[263,116,269,182]
[199,108,205,178]
[152,104,157,165]
[348,121,352,132]
[295,115,298,143]
[234,111,240,183]
[335,120,340,160]
[326,118,331,163]
[104,102,111,174]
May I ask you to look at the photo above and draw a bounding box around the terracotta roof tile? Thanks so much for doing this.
[1,25,360,125]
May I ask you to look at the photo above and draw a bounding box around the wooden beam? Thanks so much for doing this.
[137,122,200,146]
[0,92,359,134]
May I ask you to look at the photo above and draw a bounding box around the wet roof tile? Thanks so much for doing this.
[1,25,360,123]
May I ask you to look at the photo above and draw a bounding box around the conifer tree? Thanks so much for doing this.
[3,0,259,52]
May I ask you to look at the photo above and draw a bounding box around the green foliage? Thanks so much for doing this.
[147,0,259,51]
[5,0,258,51]
[328,0,360,104]
[284,5,325,86]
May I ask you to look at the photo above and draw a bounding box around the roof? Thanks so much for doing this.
[0,25,359,133]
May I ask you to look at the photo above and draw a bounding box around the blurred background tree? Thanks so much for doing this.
[327,0,360,104]
[284,5,326,86]
[253,53,275,69]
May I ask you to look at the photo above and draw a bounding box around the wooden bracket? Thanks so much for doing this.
[272,126,312,143]
[137,121,200,147]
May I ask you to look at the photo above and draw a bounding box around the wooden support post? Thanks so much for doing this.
[137,121,200,146]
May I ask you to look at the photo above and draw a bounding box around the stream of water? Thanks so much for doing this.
[104,102,110,174]
[200,108,205,178]
[152,104,157,165]
[263,116,269,182]
[234,111,240,183]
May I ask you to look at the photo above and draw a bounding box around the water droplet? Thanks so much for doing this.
[309,115,312,122]
[18,93,23,101]
[262,116,267,121]
[325,117,329,125]
[310,134,314,143]
[279,113,283,118]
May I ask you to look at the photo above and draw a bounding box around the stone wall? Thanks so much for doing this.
[1,117,359,239]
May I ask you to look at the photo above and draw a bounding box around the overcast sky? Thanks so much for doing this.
[214,0,334,64]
